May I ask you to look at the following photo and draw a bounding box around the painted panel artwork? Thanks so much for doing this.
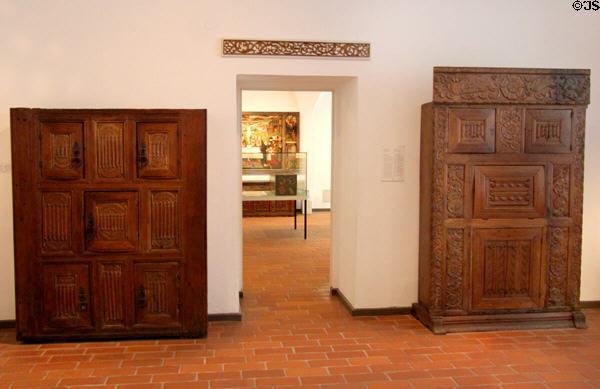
[241,112,299,155]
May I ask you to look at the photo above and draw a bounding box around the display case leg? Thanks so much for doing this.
[304,199,307,239]
[294,204,297,230]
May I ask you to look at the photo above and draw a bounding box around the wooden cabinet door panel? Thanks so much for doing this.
[42,264,92,330]
[137,123,178,179]
[93,122,126,181]
[134,262,181,327]
[448,108,495,153]
[525,109,571,153]
[149,191,180,251]
[474,165,546,219]
[97,262,127,329]
[41,122,84,180]
[471,228,544,310]
[41,191,73,254]
[85,192,139,252]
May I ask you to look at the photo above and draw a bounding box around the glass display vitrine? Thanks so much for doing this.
[242,152,307,198]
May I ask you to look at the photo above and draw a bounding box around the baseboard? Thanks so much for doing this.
[330,287,412,316]
[0,320,16,329]
[208,313,242,322]
[312,208,331,212]
[581,301,600,308]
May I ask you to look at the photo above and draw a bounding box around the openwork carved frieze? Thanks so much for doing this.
[222,39,370,58]
[548,227,569,306]
[433,69,590,105]
[552,165,570,217]
[496,107,523,152]
[446,165,464,218]
[445,229,464,310]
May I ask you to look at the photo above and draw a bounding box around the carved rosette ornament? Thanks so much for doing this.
[496,107,523,153]
[430,106,448,310]
[446,166,464,218]
[222,39,370,58]
[433,69,590,105]
[445,229,464,310]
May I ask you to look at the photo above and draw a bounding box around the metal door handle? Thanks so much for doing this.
[86,213,95,236]
[71,142,82,168]
[138,143,148,167]
[137,285,146,308]
[79,287,88,311]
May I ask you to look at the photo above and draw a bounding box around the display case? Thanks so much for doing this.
[242,152,307,216]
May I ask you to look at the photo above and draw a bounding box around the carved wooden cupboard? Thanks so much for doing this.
[414,67,590,334]
[11,109,207,341]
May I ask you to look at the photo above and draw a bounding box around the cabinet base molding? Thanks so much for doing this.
[412,303,586,335]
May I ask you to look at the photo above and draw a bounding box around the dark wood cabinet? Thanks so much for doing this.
[11,108,207,341]
[414,67,590,334]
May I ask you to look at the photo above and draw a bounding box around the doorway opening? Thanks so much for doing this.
[236,75,358,313]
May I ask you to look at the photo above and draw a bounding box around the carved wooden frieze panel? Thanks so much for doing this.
[445,229,464,310]
[99,263,125,327]
[568,107,586,306]
[446,166,464,218]
[222,39,370,58]
[41,192,72,253]
[496,107,524,153]
[96,122,125,179]
[430,106,448,310]
[548,227,569,307]
[433,68,590,105]
[552,164,570,217]
[150,191,179,250]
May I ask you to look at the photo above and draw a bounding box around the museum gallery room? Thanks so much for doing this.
[1,1,600,388]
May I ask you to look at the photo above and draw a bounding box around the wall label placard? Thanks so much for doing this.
[381,145,405,182]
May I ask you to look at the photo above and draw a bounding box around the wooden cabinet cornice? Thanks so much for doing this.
[414,67,590,334]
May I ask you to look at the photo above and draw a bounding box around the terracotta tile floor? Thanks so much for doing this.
[1,211,599,388]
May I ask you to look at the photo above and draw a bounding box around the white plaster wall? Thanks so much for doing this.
[0,0,599,318]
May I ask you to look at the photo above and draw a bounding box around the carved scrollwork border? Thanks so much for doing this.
[222,39,370,58]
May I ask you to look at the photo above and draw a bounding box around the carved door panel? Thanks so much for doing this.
[149,191,180,251]
[97,262,127,329]
[525,109,572,153]
[41,191,73,255]
[471,228,544,310]
[42,264,92,329]
[92,121,127,182]
[448,108,495,153]
[134,262,181,327]
[137,123,179,179]
[474,165,546,219]
[41,122,84,180]
[85,192,139,252]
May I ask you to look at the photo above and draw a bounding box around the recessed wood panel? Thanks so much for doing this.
[472,228,544,310]
[150,191,179,251]
[41,192,72,253]
[137,123,178,179]
[42,264,92,329]
[98,263,126,328]
[95,122,125,180]
[448,108,495,153]
[134,262,181,327]
[41,122,83,180]
[85,192,139,252]
[474,165,545,219]
[525,109,571,153]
